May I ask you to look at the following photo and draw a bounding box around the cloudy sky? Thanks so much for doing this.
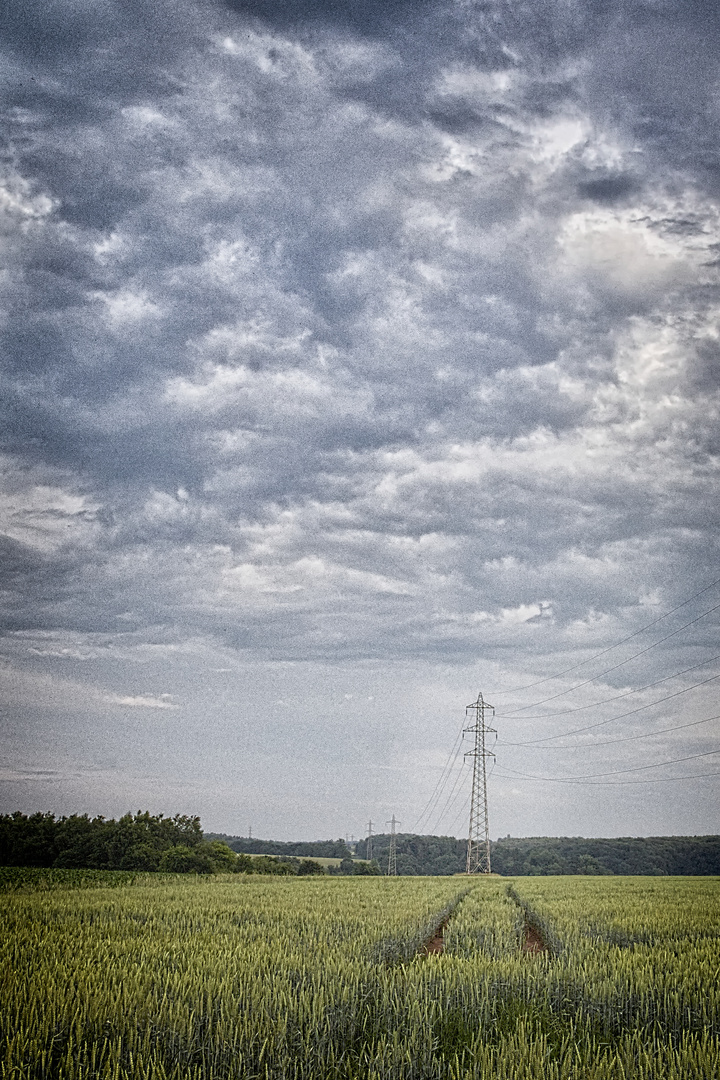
[1,0,719,842]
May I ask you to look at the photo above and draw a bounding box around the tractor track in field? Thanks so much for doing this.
[522,920,548,955]
[415,884,550,960]
[506,884,551,956]
[417,888,474,959]
[421,917,449,955]
[419,909,550,957]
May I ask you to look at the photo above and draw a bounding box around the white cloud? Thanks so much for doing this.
[0,462,99,552]
[104,693,179,709]
[95,288,162,327]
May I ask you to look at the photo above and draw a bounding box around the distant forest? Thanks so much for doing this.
[208,834,353,859]
[353,833,720,876]
[3,814,718,875]
[220,832,720,876]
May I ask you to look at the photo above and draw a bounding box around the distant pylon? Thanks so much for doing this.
[366,819,374,862]
[386,814,400,876]
[464,692,496,874]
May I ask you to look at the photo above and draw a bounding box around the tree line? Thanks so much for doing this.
[0,813,380,875]
[0,811,234,873]
[353,832,720,876]
[208,834,353,859]
[4,813,717,875]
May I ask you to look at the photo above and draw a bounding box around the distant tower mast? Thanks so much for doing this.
[387,814,400,876]
[464,692,496,874]
[366,819,374,862]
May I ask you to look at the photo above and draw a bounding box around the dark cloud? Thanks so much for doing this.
[577,175,639,203]
[223,0,437,36]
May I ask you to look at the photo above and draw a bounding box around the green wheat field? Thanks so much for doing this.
[2,871,718,1079]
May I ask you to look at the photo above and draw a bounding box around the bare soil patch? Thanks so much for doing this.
[522,921,547,955]
[421,919,448,956]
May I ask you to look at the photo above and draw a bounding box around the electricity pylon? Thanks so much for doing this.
[366,820,374,862]
[386,814,400,876]
[464,692,496,875]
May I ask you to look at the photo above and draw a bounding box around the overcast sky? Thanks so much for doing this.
[1,0,719,843]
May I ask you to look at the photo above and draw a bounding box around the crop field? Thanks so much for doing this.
[1,872,718,1080]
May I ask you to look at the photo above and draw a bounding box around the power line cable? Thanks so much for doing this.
[438,780,470,833]
[502,670,720,747]
[500,600,720,717]
[494,651,720,720]
[494,743,720,783]
[429,760,467,834]
[413,724,464,831]
[447,792,471,835]
[503,711,719,751]
[490,574,720,696]
[411,723,465,832]
[428,755,468,835]
[494,768,720,786]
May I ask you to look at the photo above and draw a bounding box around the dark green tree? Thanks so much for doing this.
[158,845,215,873]
[296,859,326,876]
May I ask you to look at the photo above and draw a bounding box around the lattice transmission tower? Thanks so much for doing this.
[464,691,496,875]
[386,814,400,876]
[366,819,374,862]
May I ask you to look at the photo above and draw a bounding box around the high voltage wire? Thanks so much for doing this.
[501,670,720,747]
[504,711,719,751]
[499,599,720,716]
[494,743,720,783]
[447,791,471,835]
[495,651,720,720]
[495,766,720,786]
[411,723,465,832]
[436,782,469,835]
[428,758,468,835]
[414,744,465,834]
[412,669,718,832]
[489,573,720,696]
[427,725,493,838]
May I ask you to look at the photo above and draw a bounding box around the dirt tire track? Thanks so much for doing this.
[522,920,547,955]
[421,919,448,955]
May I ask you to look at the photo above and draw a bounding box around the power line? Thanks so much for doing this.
[432,783,468,835]
[495,768,720,786]
[434,766,473,833]
[410,722,465,832]
[447,791,471,835]
[490,574,720,697]
[495,651,720,721]
[500,600,720,717]
[427,753,467,835]
[505,712,720,751]
[503,670,720,747]
[494,744,720,784]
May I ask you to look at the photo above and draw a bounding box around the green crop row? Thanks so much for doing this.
[1,874,718,1080]
[0,867,146,892]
